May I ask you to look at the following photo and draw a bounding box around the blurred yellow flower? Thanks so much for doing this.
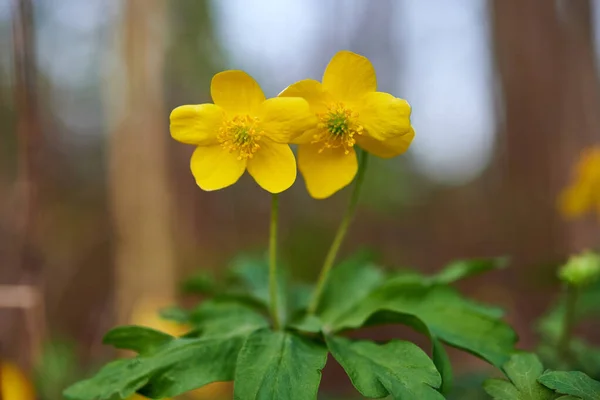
[130,297,190,337]
[559,146,600,220]
[1,361,36,400]
[170,70,316,194]
[279,50,414,199]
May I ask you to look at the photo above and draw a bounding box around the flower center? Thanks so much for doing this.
[218,115,263,160]
[313,103,363,154]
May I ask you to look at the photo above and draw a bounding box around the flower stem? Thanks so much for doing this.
[308,150,369,315]
[557,284,578,360]
[269,193,281,330]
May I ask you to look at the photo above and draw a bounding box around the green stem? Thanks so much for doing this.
[308,150,370,315]
[269,193,281,330]
[557,284,578,360]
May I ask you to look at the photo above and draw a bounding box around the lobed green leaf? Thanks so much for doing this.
[325,335,444,399]
[538,371,600,400]
[234,329,328,400]
[64,306,268,400]
[330,279,517,367]
[483,352,558,400]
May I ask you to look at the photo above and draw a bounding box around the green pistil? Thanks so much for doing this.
[327,113,348,136]
[234,127,250,144]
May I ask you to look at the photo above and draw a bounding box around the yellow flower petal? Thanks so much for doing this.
[190,145,246,191]
[211,70,265,114]
[247,139,297,193]
[357,127,415,158]
[358,92,412,141]
[278,79,332,113]
[322,51,377,101]
[298,144,358,199]
[258,97,317,143]
[291,128,319,145]
[170,104,224,145]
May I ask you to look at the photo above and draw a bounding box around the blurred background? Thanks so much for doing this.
[1,0,600,398]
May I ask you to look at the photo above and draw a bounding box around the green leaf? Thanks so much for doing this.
[538,280,600,341]
[289,314,323,333]
[189,300,269,337]
[361,311,454,393]
[234,329,328,400]
[288,282,314,315]
[556,397,583,400]
[225,254,288,322]
[34,339,83,400]
[159,306,191,324]
[569,340,600,378]
[317,250,383,327]
[538,371,600,400]
[538,338,600,378]
[332,280,517,367]
[433,257,508,285]
[64,359,143,400]
[102,326,173,354]
[65,306,267,400]
[226,254,275,305]
[180,270,217,295]
[65,334,244,400]
[325,336,443,399]
[483,353,558,400]
[432,337,453,395]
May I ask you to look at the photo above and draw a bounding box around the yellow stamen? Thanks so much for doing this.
[313,103,363,154]
[217,115,263,160]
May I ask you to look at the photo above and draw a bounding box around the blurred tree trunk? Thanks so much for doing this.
[491,0,600,344]
[107,0,175,324]
[492,0,600,267]
[3,0,45,371]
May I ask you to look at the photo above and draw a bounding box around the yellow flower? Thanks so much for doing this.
[559,146,600,219]
[279,50,414,199]
[170,71,316,194]
[1,361,36,400]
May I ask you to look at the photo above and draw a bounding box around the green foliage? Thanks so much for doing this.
[158,305,191,323]
[35,339,86,400]
[432,337,454,395]
[234,329,328,399]
[484,352,600,400]
[537,280,600,378]
[180,270,216,295]
[328,276,517,367]
[222,254,312,323]
[483,353,558,400]
[432,257,508,285]
[538,371,600,400]
[558,251,600,287]
[326,335,444,399]
[103,326,173,354]
[188,301,269,337]
[316,249,383,325]
[62,253,526,399]
[64,305,267,399]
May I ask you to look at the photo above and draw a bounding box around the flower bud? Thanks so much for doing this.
[559,250,600,287]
